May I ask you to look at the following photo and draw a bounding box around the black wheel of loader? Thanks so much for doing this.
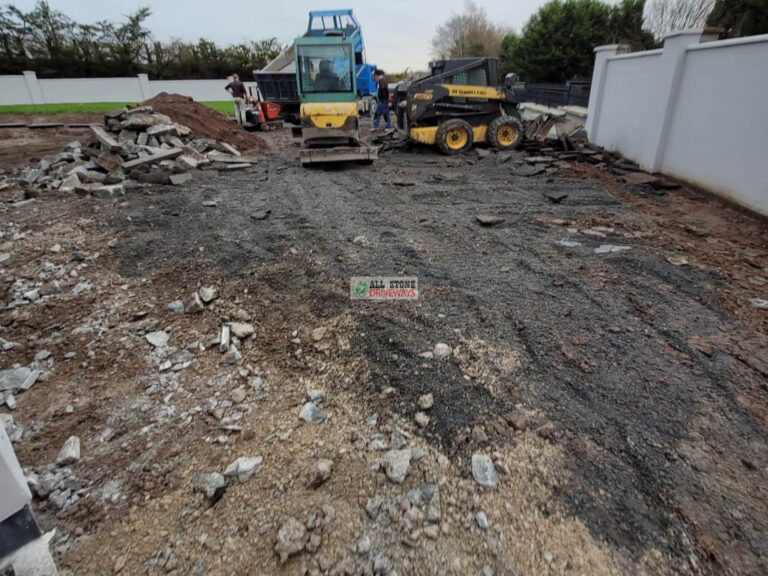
[487,116,523,151]
[436,119,474,155]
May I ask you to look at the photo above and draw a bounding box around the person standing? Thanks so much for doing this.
[372,69,391,131]
[225,73,248,125]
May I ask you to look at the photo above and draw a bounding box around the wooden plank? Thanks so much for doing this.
[0,122,26,128]
[122,148,183,170]
[90,125,123,152]
[28,123,64,129]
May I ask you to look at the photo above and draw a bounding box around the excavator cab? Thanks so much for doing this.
[294,35,378,165]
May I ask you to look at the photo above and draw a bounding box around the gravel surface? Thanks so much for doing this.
[1,127,766,575]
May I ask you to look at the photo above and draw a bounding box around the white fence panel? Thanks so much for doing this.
[588,31,768,216]
[596,52,663,168]
[38,77,143,103]
[0,73,246,106]
[0,75,32,105]
[661,39,768,212]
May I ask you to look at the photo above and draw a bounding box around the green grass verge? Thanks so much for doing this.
[200,101,235,116]
[0,102,135,115]
[0,101,234,116]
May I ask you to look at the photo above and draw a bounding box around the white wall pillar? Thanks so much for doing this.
[585,44,627,140]
[22,71,44,104]
[137,73,152,101]
[649,29,719,171]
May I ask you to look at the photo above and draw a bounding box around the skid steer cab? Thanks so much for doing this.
[293,35,378,166]
[399,57,523,155]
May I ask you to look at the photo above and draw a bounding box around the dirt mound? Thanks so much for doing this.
[143,92,266,153]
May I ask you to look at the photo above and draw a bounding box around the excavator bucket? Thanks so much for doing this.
[299,145,378,165]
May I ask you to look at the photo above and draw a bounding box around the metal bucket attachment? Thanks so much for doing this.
[300,145,378,165]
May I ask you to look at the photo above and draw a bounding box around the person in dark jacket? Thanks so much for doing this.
[225,73,249,125]
[372,69,391,130]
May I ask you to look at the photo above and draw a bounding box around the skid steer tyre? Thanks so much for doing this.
[488,116,523,151]
[436,119,474,155]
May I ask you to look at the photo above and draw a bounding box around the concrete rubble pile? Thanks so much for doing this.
[16,105,258,198]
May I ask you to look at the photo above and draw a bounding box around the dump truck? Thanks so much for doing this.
[394,57,524,154]
[254,10,378,124]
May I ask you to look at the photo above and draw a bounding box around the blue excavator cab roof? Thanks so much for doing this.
[306,9,363,56]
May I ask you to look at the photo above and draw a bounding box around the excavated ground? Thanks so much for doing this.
[1,125,767,576]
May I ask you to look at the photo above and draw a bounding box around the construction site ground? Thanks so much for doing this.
[1,119,767,576]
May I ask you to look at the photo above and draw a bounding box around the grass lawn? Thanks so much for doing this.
[0,101,234,117]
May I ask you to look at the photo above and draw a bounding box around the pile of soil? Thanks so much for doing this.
[143,92,266,152]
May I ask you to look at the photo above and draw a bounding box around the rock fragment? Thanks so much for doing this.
[299,402,326,423]
[199,286,218,303]
[382,449,411,484]
[308,459,334,488]
[191,472,227,505]
[418,393,434,410]
[471,454,499,488]
[223,456,262,483]
[228,322,255,339]
[274,517,307,563]
[476,511,490,530]
[145,330,169,348]
[56,436,81,466]
[433,342,452,359]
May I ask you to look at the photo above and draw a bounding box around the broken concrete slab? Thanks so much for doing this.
[207,152,260,164]
[59,173,81,192]
[169,173,193,186]
[176,156,199,170]
[218,142,241,156]
[121,112,172,130]
[146,124,178,137]
[475,214,506,226]
[93,152,123,172]
[122,148,183,170]
[90,125,123,152]
[56,436,81,466]
[524,155,554,164]
[0,367,40,393]
[216,162,252,171]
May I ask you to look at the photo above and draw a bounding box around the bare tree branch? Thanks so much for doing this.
[644,0,716,39]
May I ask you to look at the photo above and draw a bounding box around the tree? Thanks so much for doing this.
[502,0,612,82]
[0,1,283,79]
[432,0,511,59]
[706,0,768,37]
[612,0,658,48]
[643,0,715,39]
[501,0,657,82]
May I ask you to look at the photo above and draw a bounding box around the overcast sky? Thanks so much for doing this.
[13,0,557,71]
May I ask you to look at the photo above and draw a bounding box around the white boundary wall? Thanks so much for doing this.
[0,72,255,105]
[587,31,768,216]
